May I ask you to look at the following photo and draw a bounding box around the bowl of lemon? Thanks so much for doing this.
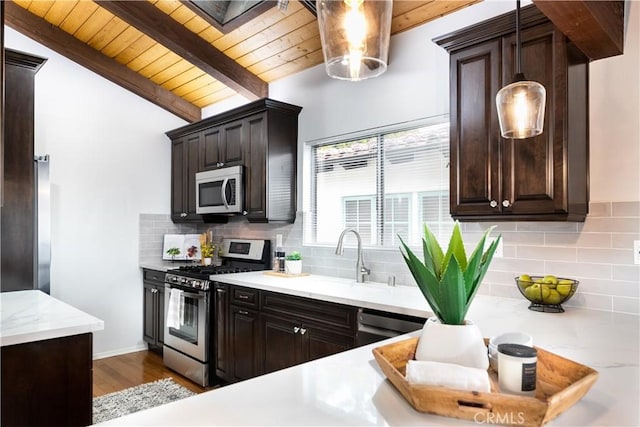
[515,274,579,313]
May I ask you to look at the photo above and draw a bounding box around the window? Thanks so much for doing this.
[343,196,375,245]
[307,116,452,247]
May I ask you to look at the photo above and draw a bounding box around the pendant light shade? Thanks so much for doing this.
[496,1,546,139]
[317,0,393,81]
[496,76,546,139]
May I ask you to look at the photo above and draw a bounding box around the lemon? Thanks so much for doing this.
[543,275,559,285]
[544,289,562,305]
[524,284,542,302]
[541,284,551,299]
[558,279,574,285]
[557,283,573,297]
[519,274,532,282]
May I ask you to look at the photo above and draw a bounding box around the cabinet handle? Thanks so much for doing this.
[300,328,307,335]
[293,326,300,334]
[490,200,498,208]
[238,310,249,315]
[502,199,511,208]
[238,294,249,299]
[216,288,225,293]
[181,212,187,217]
[242,211,248,216]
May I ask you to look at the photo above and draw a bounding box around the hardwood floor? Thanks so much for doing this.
[93,349,209,397]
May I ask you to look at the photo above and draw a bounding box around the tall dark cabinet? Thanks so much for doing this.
[1,1,5,206]
[1,50,47,292]
[434,5,589,222]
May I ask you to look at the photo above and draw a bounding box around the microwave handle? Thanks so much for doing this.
[221,177,230,209]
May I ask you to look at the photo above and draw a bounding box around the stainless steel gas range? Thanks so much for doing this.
[162,238,271,387]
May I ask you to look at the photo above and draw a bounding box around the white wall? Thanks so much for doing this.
[5,27,187,357]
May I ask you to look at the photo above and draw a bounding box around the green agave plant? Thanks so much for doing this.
[400,222,501,325]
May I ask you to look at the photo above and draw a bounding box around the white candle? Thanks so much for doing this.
[498,343,537,396]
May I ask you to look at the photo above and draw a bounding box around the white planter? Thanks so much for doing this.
[284,260,302,275]
[415,317,489,370]
[203,257,212,266]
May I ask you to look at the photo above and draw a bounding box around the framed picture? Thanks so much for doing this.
[162,234,202,261]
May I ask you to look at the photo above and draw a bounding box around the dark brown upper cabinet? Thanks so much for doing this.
[434,5,589,222]
[171,132,202,222]
[166,98,302,224]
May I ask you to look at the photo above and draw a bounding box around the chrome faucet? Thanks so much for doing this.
[335,228,370,283]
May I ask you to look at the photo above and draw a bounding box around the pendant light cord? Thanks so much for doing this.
[515,0,523,78]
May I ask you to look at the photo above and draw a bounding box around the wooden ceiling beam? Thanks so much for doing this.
[533,0,624,60]
[97,1,268,100]
[4,2,200,123]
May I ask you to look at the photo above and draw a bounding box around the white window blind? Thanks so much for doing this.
[309,117,452,247]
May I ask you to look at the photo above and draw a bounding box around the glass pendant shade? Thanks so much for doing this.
[317,0,393,81]
[496,77,546,139]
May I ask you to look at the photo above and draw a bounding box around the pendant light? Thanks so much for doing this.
[317,0,393,81]
[496,0,546,139]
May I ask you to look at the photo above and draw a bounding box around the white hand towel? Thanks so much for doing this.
[405,360,491,392]
[166,288,183,329]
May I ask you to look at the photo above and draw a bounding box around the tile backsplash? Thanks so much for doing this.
[139,201,640,315]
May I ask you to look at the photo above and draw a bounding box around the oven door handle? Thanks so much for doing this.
[166,285,206,300]
[221,177,230,209]
[182,291,206,300]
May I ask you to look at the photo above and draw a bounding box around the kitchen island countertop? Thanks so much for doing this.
[0,290,104,347]
[102,272,639,426]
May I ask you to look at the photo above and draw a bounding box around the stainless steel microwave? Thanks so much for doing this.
[195,166,243,214]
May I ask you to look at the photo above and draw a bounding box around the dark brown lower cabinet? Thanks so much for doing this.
[262,314,301,373]
[215,283,358,383]
[1,333,93,426]
[262,313,355,374]
[142,269,165,350]
[229,304,261,382]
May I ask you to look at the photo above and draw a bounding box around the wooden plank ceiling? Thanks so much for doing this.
[4,0,480,122]
[6,0,624,122]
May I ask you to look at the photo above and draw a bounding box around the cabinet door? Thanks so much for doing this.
[171,134,201,222]
[501,24,568,215]
[220,119,245,166]
[185,133,201,219]
[229,305,261,381]
[170,138,186,221]
[305,326,354,362]
[262,314,303,374]
[201,127,222,171]
[243,113,268,221]
[215,284,230,381]
[157,285,165,346]
[143,283,157,345]
[449,39,502,217]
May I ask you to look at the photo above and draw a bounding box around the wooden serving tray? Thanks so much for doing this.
[372,337,598,426]
[263,271,310,278]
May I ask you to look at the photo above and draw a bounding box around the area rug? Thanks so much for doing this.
[93,378,196,424]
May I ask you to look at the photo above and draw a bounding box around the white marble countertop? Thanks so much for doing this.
[110,272,639,426]
[204,271,434,318]
[0,290,104,347]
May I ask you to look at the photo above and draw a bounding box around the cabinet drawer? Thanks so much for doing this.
[143,269,166,283]
[262,292,357,333]
[230,286,259,308]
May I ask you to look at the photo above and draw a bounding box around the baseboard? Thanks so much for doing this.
[93,344,149,360]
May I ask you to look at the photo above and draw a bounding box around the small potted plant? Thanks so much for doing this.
[284,251,303,275]
[399,221,501,369]
[201,243,215,266]
[166,247,181,262]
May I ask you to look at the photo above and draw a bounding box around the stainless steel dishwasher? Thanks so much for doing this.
[356,308,427,346]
